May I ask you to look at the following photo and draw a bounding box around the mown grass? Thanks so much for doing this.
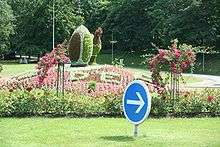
[0,117,219,147]
[0,63,35,77]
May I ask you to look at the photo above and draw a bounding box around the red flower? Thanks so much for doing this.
[171,63,177,73]
[187,51,193,57]
[207,95,214,102]
[181,61,188,71]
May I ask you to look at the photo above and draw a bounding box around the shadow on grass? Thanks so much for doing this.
[100,136,135,142]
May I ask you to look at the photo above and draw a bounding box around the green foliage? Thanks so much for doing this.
[0,0,14,54]
[151,89,220,117]
[149,0,219,48]
[88,81,97,92]
[92,44,102,56]
[82,33,94,64]
[2,0,219,56]
[0,64,2,73]
[102,0,153,51]
[112,58,124,67]
[8,0,84,55]
[0,89,121,117]
[101,0,219,51]
[0,88,219,117]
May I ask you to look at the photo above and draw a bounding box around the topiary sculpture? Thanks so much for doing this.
[68,25,94,67]
[89,27,103,65]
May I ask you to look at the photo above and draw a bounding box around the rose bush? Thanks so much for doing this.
[148,39,196,95]
[36,44,70,86]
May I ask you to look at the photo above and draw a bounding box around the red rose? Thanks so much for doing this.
[181,61,188,71]
[207,95,214,102]
[171,63,177,73]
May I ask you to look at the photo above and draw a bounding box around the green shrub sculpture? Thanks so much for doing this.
[89,27,103,65]
[82,33,94,64]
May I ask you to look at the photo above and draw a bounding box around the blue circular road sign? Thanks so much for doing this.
[123,80,151,125]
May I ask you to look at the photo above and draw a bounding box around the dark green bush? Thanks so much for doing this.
[0,64,2,73]
[0,89,219,117]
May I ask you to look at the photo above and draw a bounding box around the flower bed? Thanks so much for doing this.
[0,65,134,97]
[0,88,219,117]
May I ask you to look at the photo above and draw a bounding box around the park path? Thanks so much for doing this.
[183,73,220,88]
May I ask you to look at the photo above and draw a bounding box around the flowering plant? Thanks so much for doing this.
[148,39,196,94]
[36,44,70,86]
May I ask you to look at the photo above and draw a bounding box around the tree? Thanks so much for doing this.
[102,0,155,51]
[9,0,84,56]
[149,0,220,49]
[0,0,14,55]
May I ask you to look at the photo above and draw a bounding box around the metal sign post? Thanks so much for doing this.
[134,124,138,137]
[123,80,151,137]
[110,32,117,64]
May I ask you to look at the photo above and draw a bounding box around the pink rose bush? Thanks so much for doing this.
[36,44,70,87]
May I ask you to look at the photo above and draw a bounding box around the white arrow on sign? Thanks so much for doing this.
[127,92,145,113]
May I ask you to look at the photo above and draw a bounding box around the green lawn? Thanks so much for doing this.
[0,117,219,147]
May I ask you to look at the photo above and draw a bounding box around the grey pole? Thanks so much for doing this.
[134,124,138,137]
[110,32,117,64]
[202,52,205,72]
[111,32,114,64]
[52,0,55,49]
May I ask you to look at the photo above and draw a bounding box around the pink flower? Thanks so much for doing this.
[159,49,166,58]
[174,49,181,59]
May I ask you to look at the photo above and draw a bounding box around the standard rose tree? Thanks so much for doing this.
[148,39,196,96]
